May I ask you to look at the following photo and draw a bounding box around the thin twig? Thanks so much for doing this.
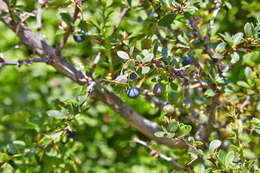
[183,79,198,123]
[86,81,96,96]
[156,31,168,47]
[0,56,46,67]
[189,1,224,77]
[57,1,82,51]
[112,7,130,35]
[188,18,220,89]
[205,0,222,42]
[239,96,250,112]
[142,90,168,110]
[88,52,101,76]
[132,137,185,170]
[36,0,43,32]
[188,17,203,41]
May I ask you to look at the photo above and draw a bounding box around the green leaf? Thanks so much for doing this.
[225,151,235,168]
[7,144,17,155]
[47,110,67,119]
[78,20,89,31]
[0,153,9,162]
[170,82,178,90]
[10,0,17,7]
[127,59,136,69]
[13,140,25,147]
[60,13,73,26]
[188,146,203,156]
[177,34,189,45]
[77,95,89,105]
[205,89,216,97]
[162,47,168,58]
[231,52,240,64]
[244,23,254,37]
[166,132,175,138]
[153,40,159,55]
[179,125,192,136]
[142,51,154,63]
[39,136,52,148]
[194,164,205,173]
[224,2,232,9]
[168,121,178,132]
[215,42,227,52]
[158,14,176,27]
[243,52,259,66]
[24,149,35,157]
[136,55,142,62]
[209,140,221,154]
[232,32,244,45]
[220,33,233,45]
[237,81,250,88]
[212,53,223,59]
[162,47,170,63]
[154,131,165,137]
[251,118,260,134]
[218,150,226,166]
[244,67,252,78]
[117,51,130,60]
[24,121,40,132]
[141,66,150,74]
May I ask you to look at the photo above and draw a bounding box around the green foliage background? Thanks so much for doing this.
[0,0,259,172]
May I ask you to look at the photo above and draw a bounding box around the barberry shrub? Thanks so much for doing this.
[0,0,259,172]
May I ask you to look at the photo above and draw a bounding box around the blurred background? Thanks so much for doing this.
[0,0,259,172]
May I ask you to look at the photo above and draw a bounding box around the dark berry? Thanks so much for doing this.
[182,56,192,66]
[153,83,164,95]
[127,87,139,98]
[73,34,85,43]
[129,72,138,80]
[66,130,78,137]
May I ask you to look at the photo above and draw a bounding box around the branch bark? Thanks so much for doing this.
[0,1,188,149]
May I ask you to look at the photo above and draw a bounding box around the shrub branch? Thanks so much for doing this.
[0,0,188,149]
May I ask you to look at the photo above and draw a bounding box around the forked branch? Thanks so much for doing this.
[0,1,188,149]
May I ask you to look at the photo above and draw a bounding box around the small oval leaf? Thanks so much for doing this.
[117,51,130,60]
[209,140,222,154]
[47,110,66,119]
[141,66,150,74]
[154,131,165,137]
[158,14,176,27]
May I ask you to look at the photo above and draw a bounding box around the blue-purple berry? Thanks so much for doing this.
[153,83,164,95]
[127,87,139,98]
[129,72,138,80]
[66,130,78,137]
[182,56,192,66]
[73,34,85,43]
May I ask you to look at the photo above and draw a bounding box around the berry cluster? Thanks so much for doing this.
[117,56,192,99]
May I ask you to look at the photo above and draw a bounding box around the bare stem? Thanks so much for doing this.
[57,1,82,51]
[142,90,168,110]
[112,7,130,35]
[132,137,185,170]
[0,56,46,67]
[183,80,198,123]
[36,0,43,32]
[205,0,222,42]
